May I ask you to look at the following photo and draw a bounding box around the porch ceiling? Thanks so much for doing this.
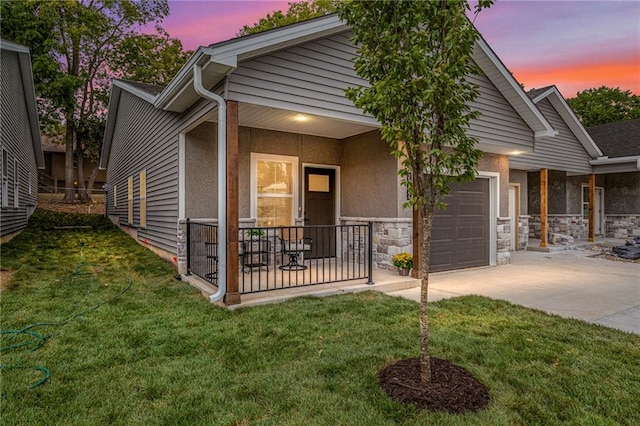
[208,103,378,140]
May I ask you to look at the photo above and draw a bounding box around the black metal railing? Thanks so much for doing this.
[187,220,374,293]
[186,220,219,284]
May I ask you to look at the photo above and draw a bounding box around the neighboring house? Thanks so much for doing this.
[509,86,640,246]
[586,118,640,239]
[509,85,602,247]
[39,137,107,193]
[100,14,556,304]
[0,39,44,242]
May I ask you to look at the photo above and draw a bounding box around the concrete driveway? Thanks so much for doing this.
[387,247,640,334]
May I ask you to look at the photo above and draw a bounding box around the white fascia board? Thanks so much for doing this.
[0,38,30,54]
[209,14,347,61]
[113,80,157,104]
[590,155,640,167]
[537,87,603,158]
[154,47,211,110]
[154,15,346,112]
[15,48,45,169]
[100,85,122,170]
[475,37,556,139]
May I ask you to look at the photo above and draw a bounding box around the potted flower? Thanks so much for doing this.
[391,252,413,276]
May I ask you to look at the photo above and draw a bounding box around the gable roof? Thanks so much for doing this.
[586,118,640,158]
[528,85,602,158]
[0,38,44,169]
[121,13,554,138]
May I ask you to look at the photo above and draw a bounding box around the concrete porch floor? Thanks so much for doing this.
[182,265,420,309]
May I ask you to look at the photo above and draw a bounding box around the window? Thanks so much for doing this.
[13,159,19,208]
[1,149,8,207]
[28,171,32,195]
[127,176,133,225]
[251,154,298,227]
[113,185,117,208]
[139,170,147,228]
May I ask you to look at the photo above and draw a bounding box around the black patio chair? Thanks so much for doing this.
[279,227,312,271]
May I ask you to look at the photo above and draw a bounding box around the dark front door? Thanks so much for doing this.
[430,179,490,272]
[304,167,336,258]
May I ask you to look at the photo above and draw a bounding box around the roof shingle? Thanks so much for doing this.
[586,118,640,158]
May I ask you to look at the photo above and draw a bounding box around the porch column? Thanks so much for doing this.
[412,208,421,279]
[224,100,241,305]
[588,173,596,242]
[540,168,548,248]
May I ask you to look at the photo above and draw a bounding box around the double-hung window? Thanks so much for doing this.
[251,153,298,227]
[1,149,8,207]
[128,176,133,225]
[13,159,19,208]
[139,170,147,228]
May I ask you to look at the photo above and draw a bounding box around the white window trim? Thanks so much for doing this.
[13,159,19,208]
[1,148,8,207]
[113,184,117,208]
[140,169,147,229]
[250,153,299,226]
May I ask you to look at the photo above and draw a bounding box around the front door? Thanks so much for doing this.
[304,167,336,258]
[595,187,603,235]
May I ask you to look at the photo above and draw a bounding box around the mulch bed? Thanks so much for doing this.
[379,357,490,414]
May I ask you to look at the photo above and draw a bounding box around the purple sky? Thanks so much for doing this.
[158,0,640,96]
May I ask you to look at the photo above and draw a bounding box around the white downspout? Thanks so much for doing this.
[193,64,227,303]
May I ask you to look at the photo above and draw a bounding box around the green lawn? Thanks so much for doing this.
[1,210,639,425]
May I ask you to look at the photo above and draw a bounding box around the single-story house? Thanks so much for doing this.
[0,39,44,242]
[586,118,640,239]
[509,86,640,246]
[100,14,558,305]
[39,137,107,193]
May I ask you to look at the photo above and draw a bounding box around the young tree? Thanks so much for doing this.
[1,0,170,202]
[338,0,491,385]
[566,86,640,127]
[238,0,336,36]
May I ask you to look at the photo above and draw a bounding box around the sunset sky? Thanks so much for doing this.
[157,0,640,97]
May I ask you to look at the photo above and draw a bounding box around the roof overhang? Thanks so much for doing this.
[472,37,556,140]
[1,39,44,169]
[154,14,348,113]
[532,86,603,158]
[590,155,640,174]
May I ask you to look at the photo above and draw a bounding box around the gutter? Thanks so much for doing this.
[193,63,228,303]
[590,155,640,170]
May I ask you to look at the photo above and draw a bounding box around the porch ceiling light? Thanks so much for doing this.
[509,150,524,156]
[293,114,309,122]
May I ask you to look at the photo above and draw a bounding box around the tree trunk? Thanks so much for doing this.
[86,163,99,200]
[419,198,436,385]
[76,139,90,203]
[62,121,75,203]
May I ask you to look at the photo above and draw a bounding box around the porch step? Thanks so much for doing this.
[180,271,420,309]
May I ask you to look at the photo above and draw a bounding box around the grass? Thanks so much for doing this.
[1,210,639,425]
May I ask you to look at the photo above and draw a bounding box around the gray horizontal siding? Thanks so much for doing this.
[468,71,533,150]
[510,98,593,174]
[227,31,368,123]
[1,49,38,237]
[228,30,533,150]
[106,91,213,254]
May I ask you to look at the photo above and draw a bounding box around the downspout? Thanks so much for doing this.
[193,63,227,303]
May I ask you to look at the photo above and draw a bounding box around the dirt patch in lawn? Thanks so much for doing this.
[0,268,14,291]
[379,357,490,414]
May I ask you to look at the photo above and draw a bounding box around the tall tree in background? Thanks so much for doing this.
[238,0,336,36]
[566,86,640,127]
[339,0,490,385]
[0,0,182,202]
